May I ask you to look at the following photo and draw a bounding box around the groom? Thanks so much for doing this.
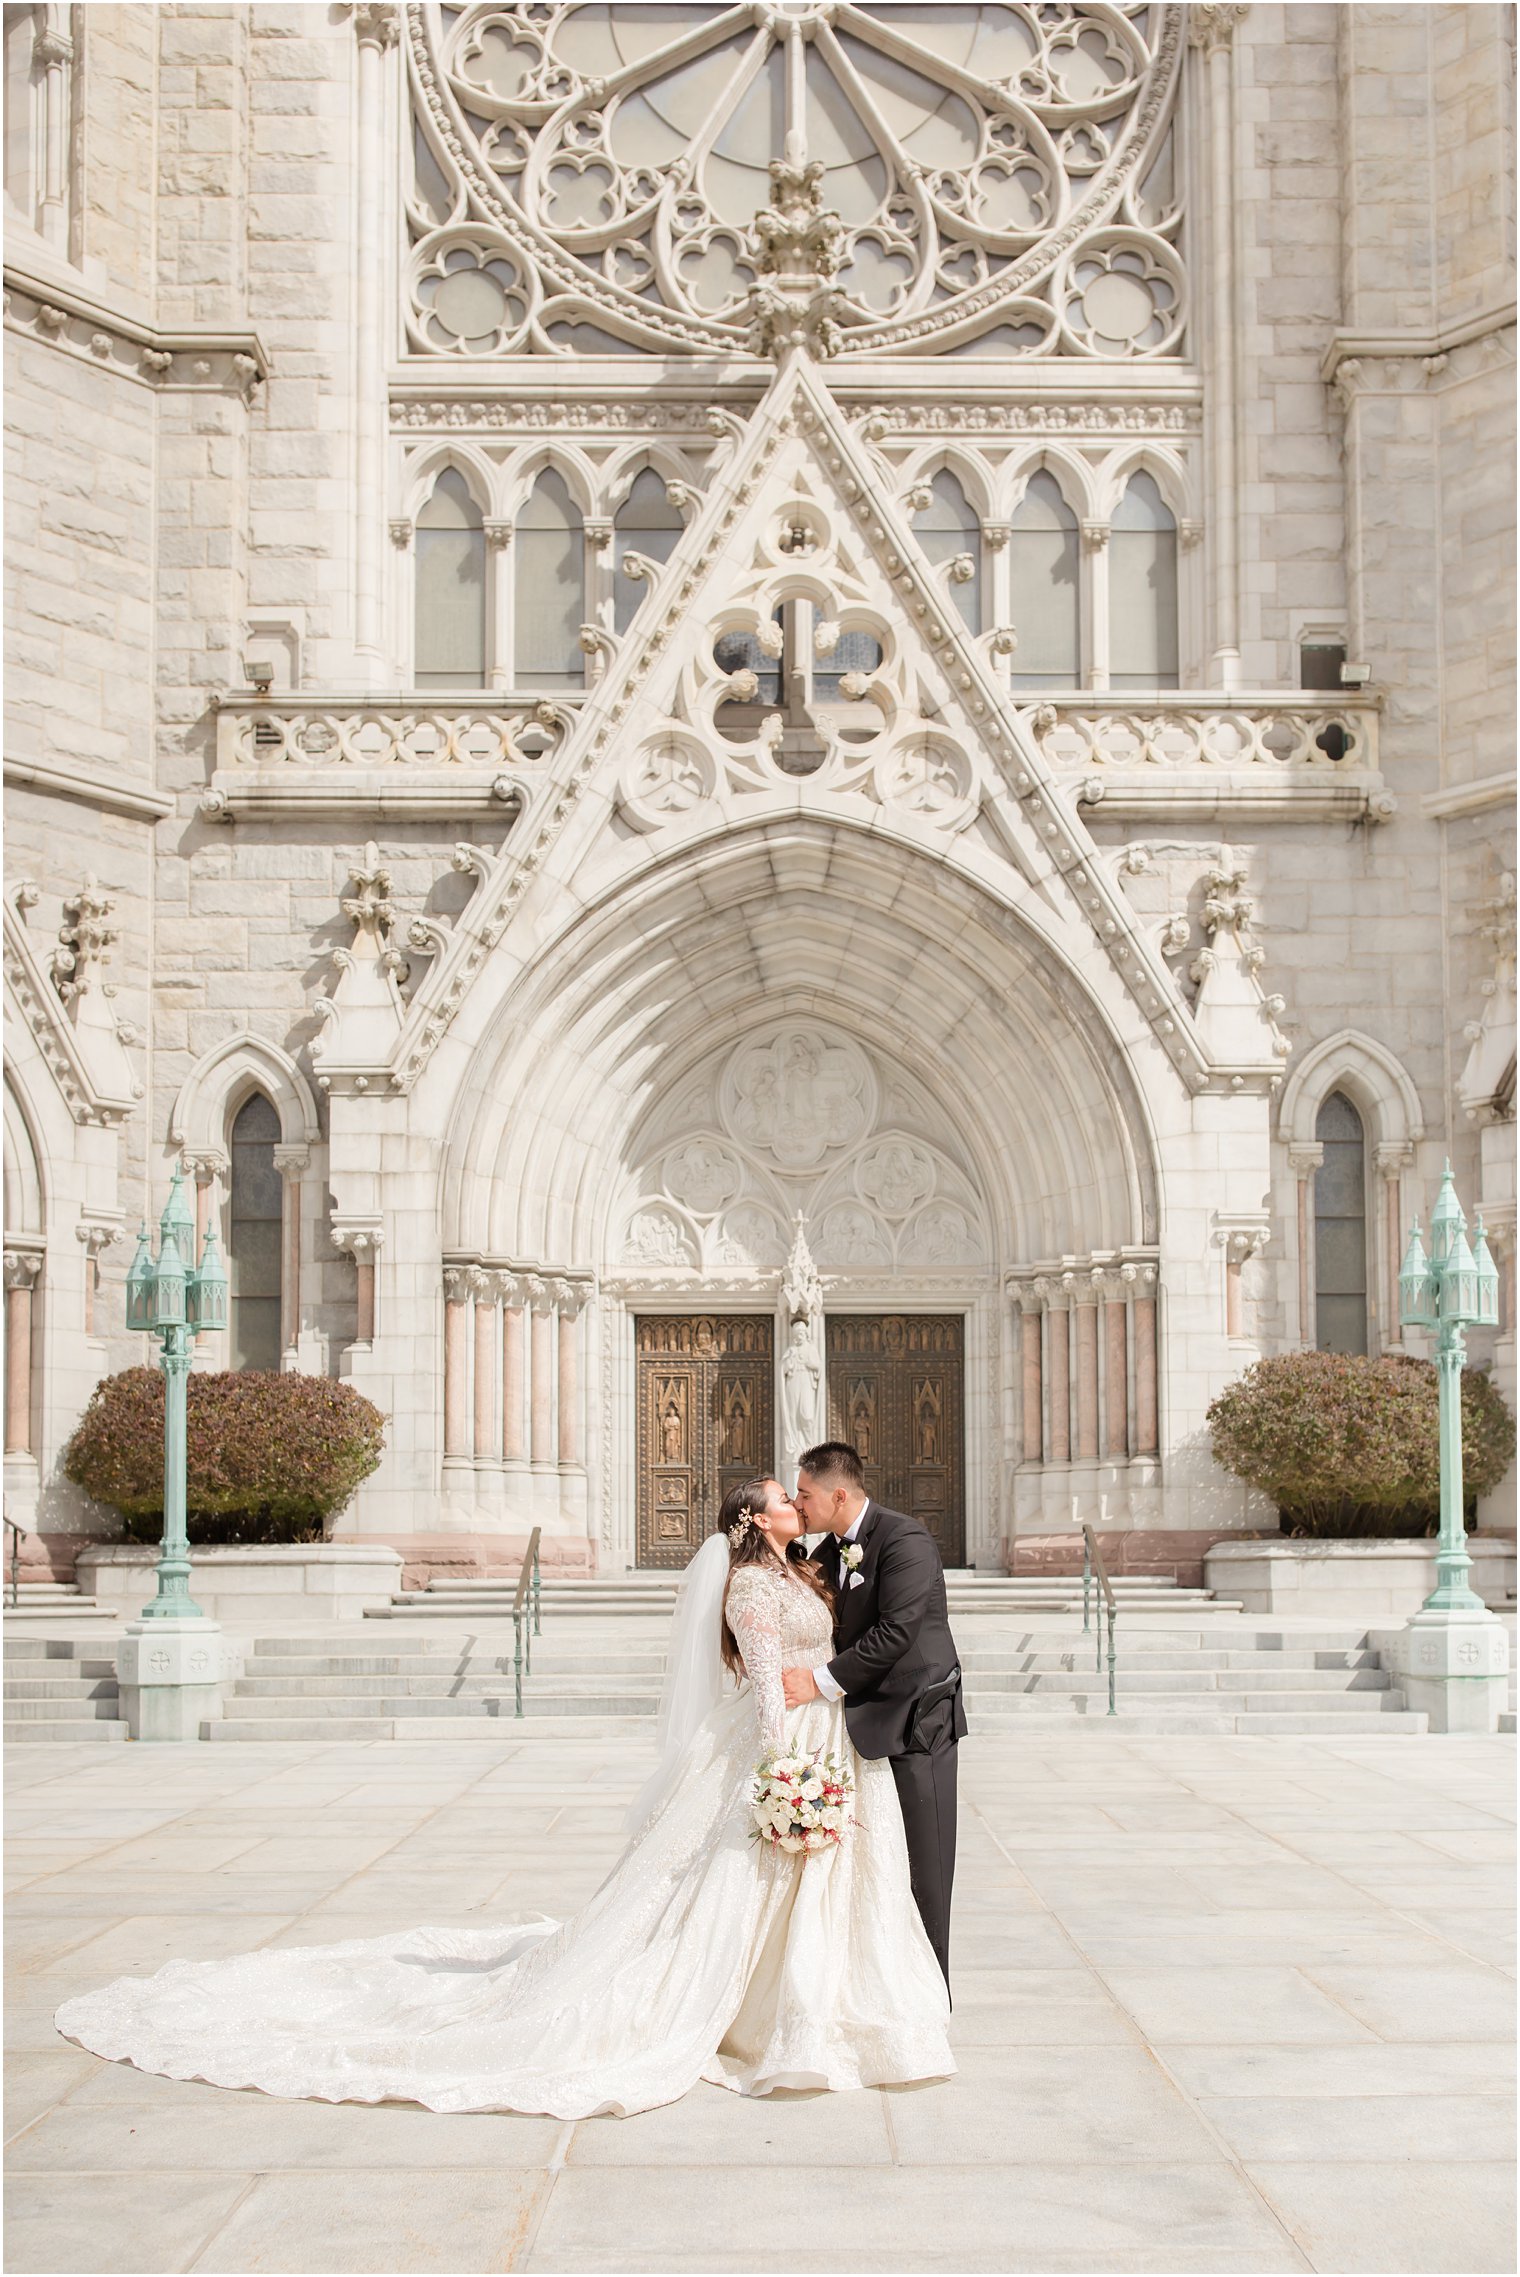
[783,1441,965,1986]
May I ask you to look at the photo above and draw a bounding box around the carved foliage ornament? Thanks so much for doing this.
[405,2,1186,360]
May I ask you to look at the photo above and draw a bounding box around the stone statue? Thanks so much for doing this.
[779,1218,829,1480]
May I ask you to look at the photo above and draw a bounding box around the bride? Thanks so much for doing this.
[55,1477,954,2119]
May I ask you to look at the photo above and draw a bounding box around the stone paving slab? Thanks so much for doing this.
[3,1731,1515,2276]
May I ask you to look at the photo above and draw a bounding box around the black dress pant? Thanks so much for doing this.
[888,1741,958,1988]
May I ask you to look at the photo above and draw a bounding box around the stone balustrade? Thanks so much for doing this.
[201,688,1386,824]
[203,693,585,819]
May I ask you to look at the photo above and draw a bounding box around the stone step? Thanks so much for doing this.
[229,1673,664,1700]
[3,1693,126,1720]
[3,1638,118,1669]
[971,1687,1416,1717]
[959,1708,1431,1735]
[4,1676,121,1701]
[962,1667,1397,1695]
[4,1717,129,1742]
[1,1597,114,1620]
[203,1714,654,1743]
[218,1691,661,1720]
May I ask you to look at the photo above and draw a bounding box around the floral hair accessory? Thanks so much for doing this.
[728,1510,756,1542]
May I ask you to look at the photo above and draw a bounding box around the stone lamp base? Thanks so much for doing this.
[116,1618,243,1742]
[1370,1607,1512,1734]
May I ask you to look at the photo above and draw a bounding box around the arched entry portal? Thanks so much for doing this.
[439,824,1162,1570]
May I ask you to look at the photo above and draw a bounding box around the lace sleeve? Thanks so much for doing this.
[725,1567,786,1755]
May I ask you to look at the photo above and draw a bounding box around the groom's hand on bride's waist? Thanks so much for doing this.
[782,1667,821,1707]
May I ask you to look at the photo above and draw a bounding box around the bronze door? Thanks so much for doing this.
[635,1315,775,1569]
[825,1314,965,1566]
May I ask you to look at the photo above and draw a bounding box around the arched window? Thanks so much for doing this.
[1009,470,1081,688]
[613,467,684,634]
[1314,1091,1368,1355]
[229,1092,282,1372]
[515,467,585,689]
[1109,471,1178,690]
[913,467,981,634]
[415,467,486,688]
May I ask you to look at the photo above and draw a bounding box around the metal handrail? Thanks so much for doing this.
[511,1526,542,1718]
[1081,1524,1118,1717]
[3,1517,21,1609]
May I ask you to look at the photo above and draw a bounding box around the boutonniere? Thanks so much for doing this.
[840,1543,864,1579]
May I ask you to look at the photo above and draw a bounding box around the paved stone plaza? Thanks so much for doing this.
[5,1728,1514,2277]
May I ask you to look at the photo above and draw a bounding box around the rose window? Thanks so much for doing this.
[405,2,1187,358]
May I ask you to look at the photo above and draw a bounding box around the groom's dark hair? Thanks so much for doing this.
[798,1441,865,1491]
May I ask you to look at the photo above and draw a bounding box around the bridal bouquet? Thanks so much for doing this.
[749,1750,855,1855]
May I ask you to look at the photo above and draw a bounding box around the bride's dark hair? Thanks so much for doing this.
[717,1476,833,1682]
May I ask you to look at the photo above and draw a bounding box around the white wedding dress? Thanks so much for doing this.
[55,1554,953,2118]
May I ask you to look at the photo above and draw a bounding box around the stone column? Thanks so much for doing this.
[527,1278,554,1467]
[1375,1144,1412,1349]
[1221,1225,1269,1340]
[1016,1287,1043,1463]
[3,1252,41,1455]
[473,1272,497,1462]
[1288,1143,1323,1348]
[1131,1269,1159,1457]
[1102,1273,1129,1459]
[1036,1278,1070,1464]
[1190,0,1246,686]
[273,1145,309,1363]
[487,523,512,690]
[33,20,73,249]
[556,1283,588,1469]
[334,1221,382,1348]
[442,1266,471,1461]
[351,2,398,683]
[1082,523,1110,692]
[1072,1276,1100,1462]
[184,1152,228,1370]
[500,1277,526,1464]
[76,1222,122,1340]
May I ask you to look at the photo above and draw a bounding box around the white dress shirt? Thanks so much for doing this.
[813,1503,869,1702]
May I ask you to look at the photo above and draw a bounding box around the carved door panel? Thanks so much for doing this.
[825,1314,965,1567]
[635,1316,775,1569]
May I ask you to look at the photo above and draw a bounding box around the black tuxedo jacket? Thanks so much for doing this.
[811,1502,967,1760]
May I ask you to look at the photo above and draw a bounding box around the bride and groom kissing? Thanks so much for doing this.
[57,1442,967,2118]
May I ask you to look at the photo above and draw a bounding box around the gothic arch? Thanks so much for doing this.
[1096,443,1192,524]
[3,1072,45,1234]
[437,821,1163,1271]
[1007,446,1100,521]
[403,444,497,524]
[168,1031,322,1164]
[1278,1028,1425,1155]
[501,444,599,521]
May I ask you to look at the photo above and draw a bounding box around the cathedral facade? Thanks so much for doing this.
[4,1,1515,1581]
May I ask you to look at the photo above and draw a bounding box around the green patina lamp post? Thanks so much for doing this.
[1398,1163,1501,1613]
[124,1164,228,1621]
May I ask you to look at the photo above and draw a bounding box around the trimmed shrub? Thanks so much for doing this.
[1207,1351,1514,1537]
[62,1369,386,1544]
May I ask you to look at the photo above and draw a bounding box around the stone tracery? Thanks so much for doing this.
[405,2,1186,359]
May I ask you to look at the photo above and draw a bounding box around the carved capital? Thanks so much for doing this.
[1081,520,1110,553]
[3,1249,43,1290]
[1189,3,1248,57]
[1286,1143,1324,1176]
[272,1144,311,1181]
[352,1,400,49]
[75,1219,124,1256]
[181,1149,229,1187]
[388,518,413,549]
[484,519,512,551]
